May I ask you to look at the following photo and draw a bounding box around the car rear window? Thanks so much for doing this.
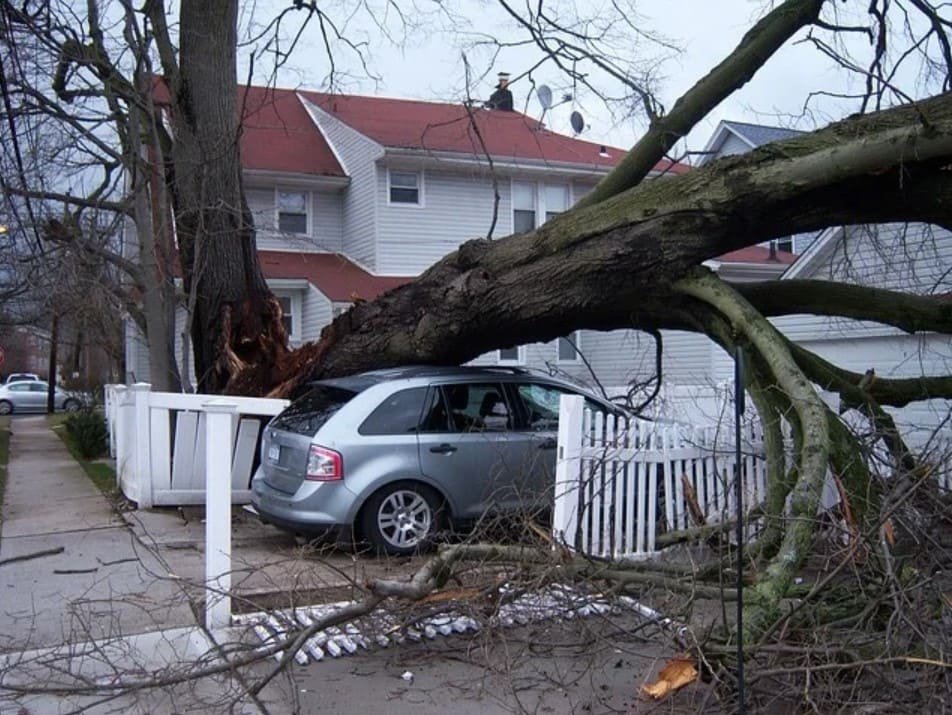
[358,387,428,435]
[270,385,357,436]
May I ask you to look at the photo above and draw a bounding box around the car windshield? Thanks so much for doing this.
[270,385,357,436]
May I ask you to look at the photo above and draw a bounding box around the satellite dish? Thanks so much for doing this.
[570,110,585,134]
[537,85,553,110]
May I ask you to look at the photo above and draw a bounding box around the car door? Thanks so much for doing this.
[507,381,615,506]
[27,382,49,412]
[416,382,528,519]
[6,383,32,411]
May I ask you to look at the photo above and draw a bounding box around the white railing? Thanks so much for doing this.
[104,383,290,508]
[553,395,766,560]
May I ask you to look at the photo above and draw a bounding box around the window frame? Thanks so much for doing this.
[275,189,310,235]
[387,169,424,207]
[497,345,525,365]
[511,180,570,232]
[556,330,582,364]
[273,291,303,343]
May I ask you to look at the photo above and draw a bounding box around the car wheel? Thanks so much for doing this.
[361,482,444,556]
[63,399,81,413]
[0,400,11,415]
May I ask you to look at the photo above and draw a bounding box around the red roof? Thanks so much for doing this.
[297,90,686,172]
[258,251,409,301]
[152,80,689,177]
[717,245,797,265]
[240,87,345,177]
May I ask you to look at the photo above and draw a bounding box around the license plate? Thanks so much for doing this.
[268,444,280,462]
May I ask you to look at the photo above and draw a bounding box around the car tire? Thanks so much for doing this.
[360,481,444,556]
[0,400,11,415]
[63,399,81,413]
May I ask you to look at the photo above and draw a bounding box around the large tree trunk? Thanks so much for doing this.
[159,0,287,393]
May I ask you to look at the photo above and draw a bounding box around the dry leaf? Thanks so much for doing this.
[420,586,483,604]
[883,519,896,547]
[640,657,698,700]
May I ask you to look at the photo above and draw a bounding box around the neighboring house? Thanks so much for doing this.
[123,87,798,394]
[700,120,951,443]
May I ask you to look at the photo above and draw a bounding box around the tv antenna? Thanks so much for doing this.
[535,84,574,127]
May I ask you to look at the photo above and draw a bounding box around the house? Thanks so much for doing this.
[700,120,951,444]
[124,85,795,391]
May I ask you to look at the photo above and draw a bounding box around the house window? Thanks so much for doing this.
[389,171,421,204]
[277,191,308,234]
[512,182,537,233]
[544,184,569,222]
[557,330,581,363]
[513,181,569,232]
[276,295,298,341]
[497,346,524,364]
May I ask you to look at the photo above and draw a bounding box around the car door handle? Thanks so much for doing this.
[429,443,458,455]
[537,437,557,450]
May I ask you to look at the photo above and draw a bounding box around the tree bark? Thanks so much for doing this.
[156,0,287,393]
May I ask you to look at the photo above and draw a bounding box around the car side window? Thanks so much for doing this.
[419,387,452,433]
[429,382,512,433]
[9,384,29,392]
[29,383,47,393]
[358,387,428,436]
[512,382,605,431]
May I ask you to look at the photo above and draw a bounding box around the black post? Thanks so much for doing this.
[734,344,746,712]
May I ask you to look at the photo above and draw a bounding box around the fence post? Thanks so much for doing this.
[111,385,128,484]
[203,399,237,631]
[131,383,153,509]
[553,395,585,551]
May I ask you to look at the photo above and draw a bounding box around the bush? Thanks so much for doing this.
[64,409,108,460]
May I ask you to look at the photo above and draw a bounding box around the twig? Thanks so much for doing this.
[0,546,65,566]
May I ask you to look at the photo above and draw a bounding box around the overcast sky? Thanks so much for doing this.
[242,0,926,156]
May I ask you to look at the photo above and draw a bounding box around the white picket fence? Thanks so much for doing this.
[552,395,767,560]
[104,383,289,508]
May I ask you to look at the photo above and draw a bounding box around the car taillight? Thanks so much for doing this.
[306,445,343,481]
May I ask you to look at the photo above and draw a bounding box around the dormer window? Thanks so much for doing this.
[277,190,308,234]
[389,171,421,205]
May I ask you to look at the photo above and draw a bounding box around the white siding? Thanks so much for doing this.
[124,321,152,384]
[376,169,510,275]
[300,284,332,344]
[301,97,383,269]
[776,223,952,341]
[716,133,753,157]
[246,186,344,253]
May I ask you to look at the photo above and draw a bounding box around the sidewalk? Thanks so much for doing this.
[0,417,672,714]
[0,416,195,652]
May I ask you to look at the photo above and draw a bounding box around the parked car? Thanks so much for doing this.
[251,366,622,555]
[4,373,40,384]
[0,381,86,414]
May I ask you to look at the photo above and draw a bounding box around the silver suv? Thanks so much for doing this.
[251,366,617,554]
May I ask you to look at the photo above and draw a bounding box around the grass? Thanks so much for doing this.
[0,416,10,526]
[48,412,118,498]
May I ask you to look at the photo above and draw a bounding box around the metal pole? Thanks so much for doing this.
[734,344,746,712]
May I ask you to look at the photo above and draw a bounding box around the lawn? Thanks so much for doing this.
[48,412,117,498]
